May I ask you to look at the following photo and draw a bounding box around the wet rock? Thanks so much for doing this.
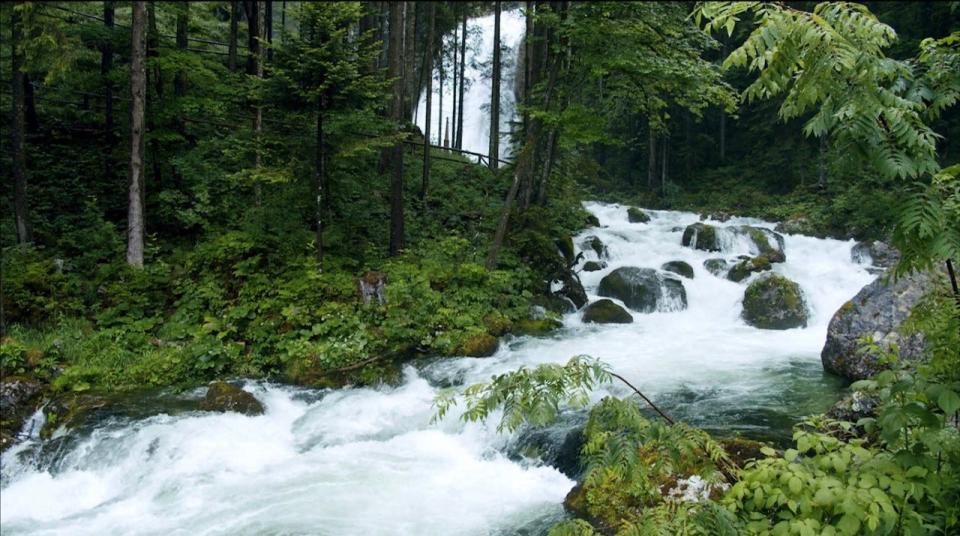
[720,437,769,468]
[734,225,786,259]
[515,318,563,335]
[41,393,113,439]
[556,235,576,266]
[727,256,772,283]
[582,260,607,272]
[827,391,880,423]
[0,377,45,451]
[681,223,720,252]
[742,274,808,330]
[579,235,608,259]
[556,273,588,310]
[457,332,500,357]
[582,299,633,324]
[661,260,694,279]
[851,240,900,272]
[598,267,687,313]
[512,411,586,478]
[703,258,729,276]
[775,217,813,235]
[585,214,601,227]
[821,270,936,381]
[701,212,732,222]
[531,294,575,315]
[627,207,651,223]
[200,382,265,415]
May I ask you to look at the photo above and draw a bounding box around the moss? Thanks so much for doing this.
[585,214,601,227]
[483,313,514,336]
[199,381,264,415]
[742,274,808,329]
[556,235,576,265]
[582,299,634,324]
[720,436,770,468]
[727,255,772,282]
[627,207,651,223]
[661,260,694,279]
[40,392,112,439]
[515,318,563,335]
[457,332,500,357]
[681,223,720,252]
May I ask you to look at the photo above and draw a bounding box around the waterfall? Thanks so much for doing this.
[414,9,526,160]
[0,203,876,535]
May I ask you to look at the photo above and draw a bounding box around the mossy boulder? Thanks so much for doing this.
[515,317,563,335]
[627,207,650,223]
[742,274,808,329]
[598,267,687,313]
[530,294,574,314]
[0,377,45,451]
[579,235,608,259]
[200,382,265,415]
[556,273,589,310]
[556,235,576,266]
[720,437,769,468]
[727,255,773,282]
[582,260,607,272]
[582,299,634,324]
[661,260,694,279]
[851,240,899,272]
[703,258,729,276]
[737,226,786,259]
[585,214,601,227]
[457,332,500,357]
[40,392,113,439]
[681,223,720,252]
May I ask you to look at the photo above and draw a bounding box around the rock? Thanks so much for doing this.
[742,274,808,329]
[556,273,588,310]
[661,260,694,279]
[720,437,769,468]
[582,260,607,272]
[511,411,586,478]
[827,391,880,423]
[563,483,590,519]
[582,299,634,324]
[671,226,684,232]
[681,223,720,252]
[41,393,112,439]
[821,270,935,380]
[531,294,575,315]
[585,214,601,227]
[703,258,729,276]
[627,207,651,223]
[851,240,900,271]
[579,235,608,259]
[775,217,812,235]
[515,318,563,335]
[556,235,576,266]
[734,225,786,259]
[200,382,265,415]
[701,211,732,222]
[597,267,687,313]
[0,378,44,451]
[727,256,772,282]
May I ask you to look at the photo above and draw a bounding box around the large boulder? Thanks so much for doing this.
[555,235,576,266]
[851,240,900,272]
[681,223,720,252]
[582,299,634,324]
[661,260,694,279]
[821,270,935,380]
[579,235,608,259]
[582,260,607,272]
[200,382,265,415]
[727,256,773,283]
[556,273,589,310]
[458,332,500,357]
[0,378,44,451]
[703,258,729,277]
[775,217,814,236]
[627,207,651,223]
[530,294,575,315]
[598,267,687,313]
[742,274,808,329]
[733,225,785,259]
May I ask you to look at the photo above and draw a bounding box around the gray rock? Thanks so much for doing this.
[774,217,812,235]
[826,391,880,423]
[661,260,694,279]
[681,223,720,252]
[627,207,651,223]
[582,299,634,324]
[700,212,732,222]
[821,270,936,381]
[555,273,588,310]
[582,260,607,272]
[0,378,45,452]
[579,235,608,259]
[742,274,808,329]
[727,256,773,282]
[200,382,265,415]
[851,240,900,271]
[703,258,729,276]
[597,267,687,313]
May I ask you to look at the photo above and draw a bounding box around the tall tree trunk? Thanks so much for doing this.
[315,98,326,267]
[660,134,668,192]
[127,1,147,267]
[718,110,726,162]
[451,23,458,145]
[647,121,657,190]
[253,0,266,205]
[102,1,116,181]
[228,1,239,71]
[147,1,163,191]
[523,1,533,135]
[535,127,558,206]
[265,0,273,62]
[388,2,405,256]
[281,1,286,43]
[174,2,188,97]
[455,12,466,149]
[245,1,260,75]
[403,1,416,119]
[23,73,38,134]
[486,52,560,270]
[11,3,32,245]
[488,0,501,169]
[818,134,828,188]
[437,37,443,146]
[421,2,435,201]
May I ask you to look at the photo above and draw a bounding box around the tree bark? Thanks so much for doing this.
[174,2,188,97]
[451,22,458,145]
[102,1,115,138]
[245,1,260,75]
[315,99,326,267]
[455,12,466,149]
[147,1,163,190]
[388,2,405,256]
[660,133,668,192]
[253,0,266,205]
[647,121,657,190]
[818,134,829,188]
[11,3,32,245]
[421,2,435,201]
[403,1,416,119]
[127,1,147,267]
[488,0,502,170]
[265,0,273,62]
[718,109,726,162]
[228,1,239,71]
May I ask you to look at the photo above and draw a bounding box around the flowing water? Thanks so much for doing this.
[0,203,876,535]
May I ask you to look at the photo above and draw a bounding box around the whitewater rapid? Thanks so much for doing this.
[0,203,876,535]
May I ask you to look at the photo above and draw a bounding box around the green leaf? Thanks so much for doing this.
[937,389,960,414]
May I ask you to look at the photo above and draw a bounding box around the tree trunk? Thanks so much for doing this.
[451,23,458,145]
[23,73,38,134]
[147,1,163,190]
[265,0,273,62]
[535,127,558,206]
[11,3,32,245]
[102,1,116,180]
[403,1,416,119]
[660,133,668,192]
[315,99,326,267]
[719,109,726,162]
[229,1,239,71]
[523,1,533,135]
[253,0,266,205]
[174,2,188,97]
[488,0,502,170]
[127,1,147,267]
[245,1,260,75]
[421,2,435,201]
[455,12,466,149]
[647,121,657,190]
[281,1,286,42]
[437,38,443,146]
[388,2,405,256]
[818,134,828,188]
